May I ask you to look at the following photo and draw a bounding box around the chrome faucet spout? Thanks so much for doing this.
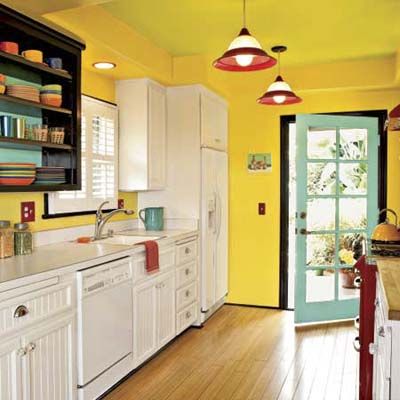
[94,201,134,240]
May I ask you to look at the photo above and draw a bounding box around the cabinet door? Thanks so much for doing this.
[0,337,22,400]
[134,280,158,364]
[148,82,166,190]
[156,272,176,348]
[21,315,75,400]
[200,92,228,150]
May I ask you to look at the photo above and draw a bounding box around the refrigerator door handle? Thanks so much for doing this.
[216,190,222,239]
[213,191,218,235]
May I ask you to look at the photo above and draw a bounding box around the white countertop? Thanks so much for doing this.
[0,229,198,287]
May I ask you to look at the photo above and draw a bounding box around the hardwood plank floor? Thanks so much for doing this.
[104,305,358,400]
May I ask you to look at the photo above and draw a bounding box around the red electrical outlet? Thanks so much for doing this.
[258,202,266,215]
[21,201,35,222]
[118,199,124,209]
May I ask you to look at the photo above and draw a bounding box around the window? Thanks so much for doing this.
[47,96,118,214]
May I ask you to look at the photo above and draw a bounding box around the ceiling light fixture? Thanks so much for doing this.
[257,46,302,105]
[213,0,276,72]
[93,62,116,70]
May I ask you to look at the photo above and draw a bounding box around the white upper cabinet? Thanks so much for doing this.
[116,79,166,191]
[200,89,228,151]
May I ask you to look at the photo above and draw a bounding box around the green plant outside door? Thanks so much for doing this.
[295,114,378,324]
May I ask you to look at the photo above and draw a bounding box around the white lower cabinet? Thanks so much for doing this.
[21,315,74,400]
[0,337,22,400]
[134,271,175,366]
[0,314,75,400]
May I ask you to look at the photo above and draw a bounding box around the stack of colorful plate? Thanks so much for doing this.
[0,74,5,95]
[0,163,36,185]
[35,166,66,185]
[40,84,62,107]
[6,85,40,102]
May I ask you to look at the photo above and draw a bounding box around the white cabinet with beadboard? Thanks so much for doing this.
[0,276,76,400]
[116,78,166,192]
[372,267,400,400]
[133,270,176,366]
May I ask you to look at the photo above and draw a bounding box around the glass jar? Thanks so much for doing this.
[0,220,14,258]
[14,223,33,256]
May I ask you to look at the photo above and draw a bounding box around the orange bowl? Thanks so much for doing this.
[40,95,62,107]
[0,177,35,185]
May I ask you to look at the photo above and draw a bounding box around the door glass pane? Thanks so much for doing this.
[307,198,335,231]
[307,162,336,195]
[307,234,336,266]
[339,198,367,229]
[340,128,367,160]
[306,269,335,302]
[307,128,336,159]
[339,162,367,194]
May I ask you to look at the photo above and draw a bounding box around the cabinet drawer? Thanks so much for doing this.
[176,281,197,311]
[176,260,197,289]
[133,246,175,282]
[176,302,198,335]
[176,240,197,265]
[0,283,72,337]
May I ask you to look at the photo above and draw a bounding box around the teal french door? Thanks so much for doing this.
[295,114,378,324]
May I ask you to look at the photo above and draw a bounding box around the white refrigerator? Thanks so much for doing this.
[201,147,228,317]
[138,84,228,323]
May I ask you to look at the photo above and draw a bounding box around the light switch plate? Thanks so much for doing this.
[21,202,35,222]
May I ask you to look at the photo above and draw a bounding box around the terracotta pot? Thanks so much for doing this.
[339,269,358,289]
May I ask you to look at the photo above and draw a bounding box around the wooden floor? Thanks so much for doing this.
[104,305,358,400]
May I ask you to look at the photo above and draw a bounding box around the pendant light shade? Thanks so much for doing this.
[213,1,276,72]
[257,46,302,105]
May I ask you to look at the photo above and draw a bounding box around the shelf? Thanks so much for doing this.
[0,183,78,192]
[0,50,72,80]
[0,136,73,150]
[0,93,72,114]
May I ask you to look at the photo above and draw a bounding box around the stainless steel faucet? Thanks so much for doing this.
[94,201,134,240]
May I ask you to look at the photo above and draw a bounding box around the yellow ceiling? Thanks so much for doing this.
[102,0,400,66]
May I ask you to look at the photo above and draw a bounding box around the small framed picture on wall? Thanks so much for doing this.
[247,153,272,173]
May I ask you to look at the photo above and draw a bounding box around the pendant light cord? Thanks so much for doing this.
[278,51,281,75]
[243,0,246,27]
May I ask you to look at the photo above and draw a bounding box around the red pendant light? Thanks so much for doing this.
[213,0,276,72]
[257,46,302,105]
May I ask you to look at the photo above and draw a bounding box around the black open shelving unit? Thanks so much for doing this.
[0,4,85,192]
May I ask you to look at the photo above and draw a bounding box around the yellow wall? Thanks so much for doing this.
[0,68,137,232]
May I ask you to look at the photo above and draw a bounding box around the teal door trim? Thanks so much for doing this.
[294,114,379,324]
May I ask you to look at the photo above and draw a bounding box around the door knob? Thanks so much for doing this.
[299,228,310,235]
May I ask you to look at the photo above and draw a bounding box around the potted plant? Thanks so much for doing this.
[339,248,358,288]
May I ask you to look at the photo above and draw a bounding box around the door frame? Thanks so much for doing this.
[279,110,388,310]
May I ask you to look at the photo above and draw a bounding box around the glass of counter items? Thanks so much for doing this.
[0,220,14,258]
[14,222,33,255]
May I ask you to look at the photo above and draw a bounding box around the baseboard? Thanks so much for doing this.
[224,302,289,311]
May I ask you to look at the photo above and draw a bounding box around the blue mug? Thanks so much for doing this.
[45,57,63,69]
[139,207,164,231]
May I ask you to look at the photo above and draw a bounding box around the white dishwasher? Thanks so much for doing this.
[77,257,133,396]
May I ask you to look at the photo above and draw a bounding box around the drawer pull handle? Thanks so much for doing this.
[353,336,361,352]
[185,290,190,297]
[26,342,36,353]
[378,326,385,338]
[14,305,29,319]
[17,347,27,357]
[354,317,360,331]
[185,268,190,276]
[186,311,192,319]
[185,248,190,254]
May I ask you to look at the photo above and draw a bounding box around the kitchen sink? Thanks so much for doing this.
[96,235,162,246]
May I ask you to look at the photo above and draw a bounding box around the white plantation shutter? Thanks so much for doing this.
[48,96,118,214]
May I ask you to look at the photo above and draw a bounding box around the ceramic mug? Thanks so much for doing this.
[45,57,62,69]
[139,207,164,231]
[21,49,43,63]
[0,41,19,55]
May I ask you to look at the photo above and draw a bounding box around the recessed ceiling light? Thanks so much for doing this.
[93,62,116,70]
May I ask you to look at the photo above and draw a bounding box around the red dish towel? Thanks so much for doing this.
[140,240,159,274]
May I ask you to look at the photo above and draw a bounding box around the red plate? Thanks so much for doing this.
[0,177,35,185]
